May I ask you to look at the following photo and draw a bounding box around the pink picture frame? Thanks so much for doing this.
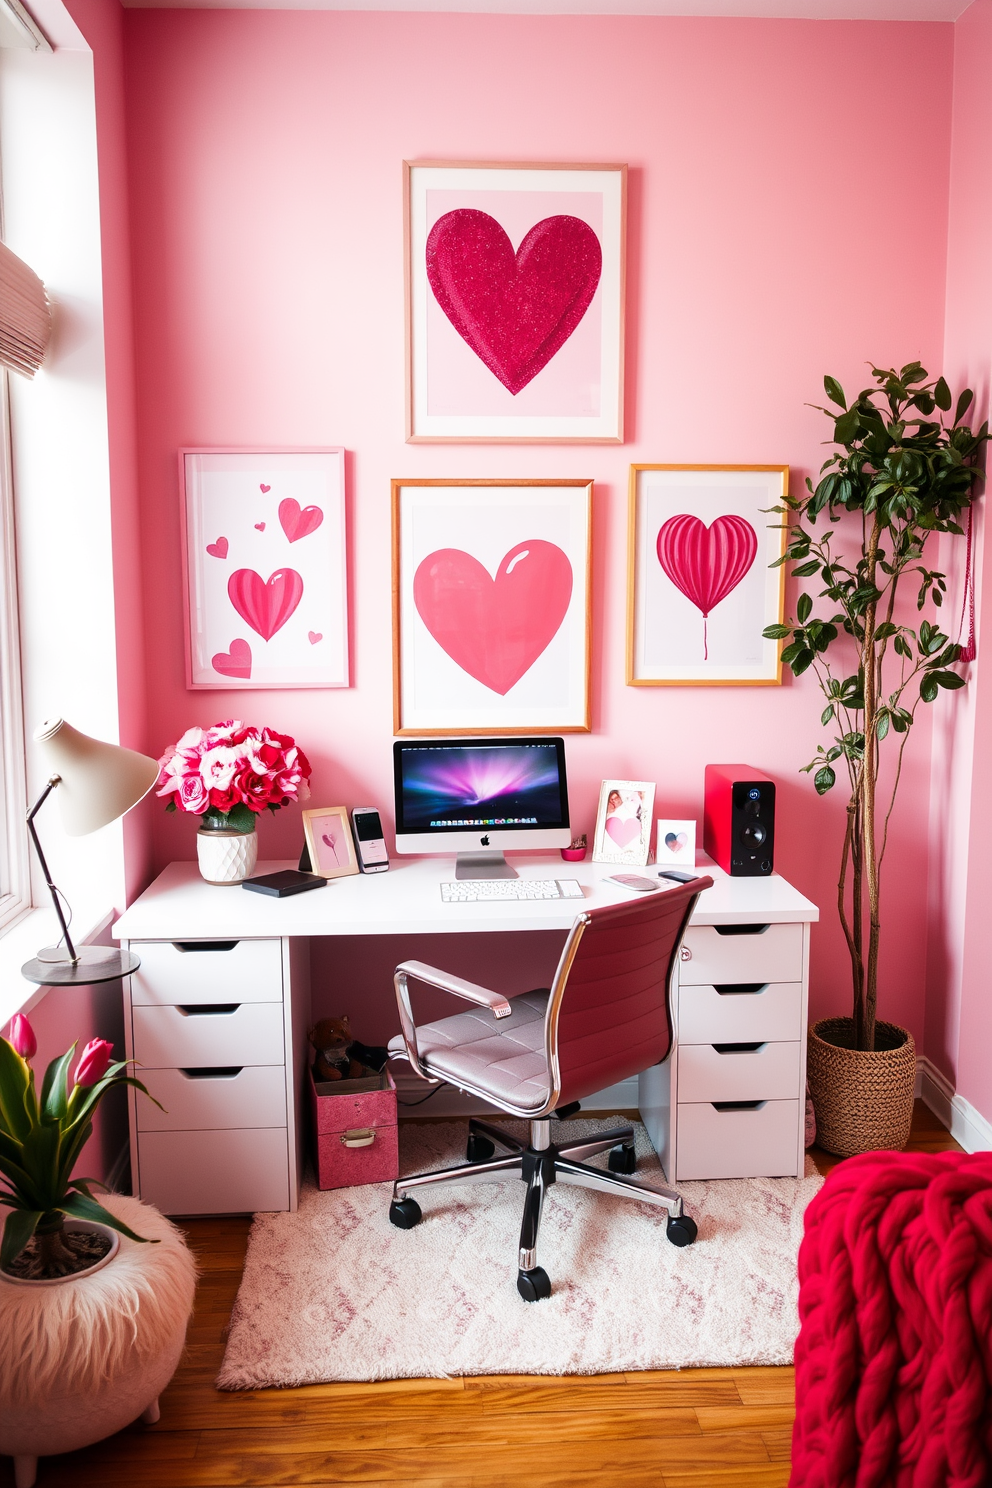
[181,448,349,690]
[302,806,359,879]
[405,161,626,443]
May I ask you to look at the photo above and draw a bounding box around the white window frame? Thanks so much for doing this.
[0,364,29,934]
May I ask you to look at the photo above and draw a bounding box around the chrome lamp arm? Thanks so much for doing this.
[26,774,78,965]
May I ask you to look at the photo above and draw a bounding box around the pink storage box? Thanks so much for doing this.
[308,1064,399,1190]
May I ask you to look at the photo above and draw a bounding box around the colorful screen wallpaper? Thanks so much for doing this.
[398,743,565,833]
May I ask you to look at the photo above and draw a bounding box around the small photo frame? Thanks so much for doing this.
[592,779,655,867]
[302,807,359,879]
[627,465,788,686]
[656,819,696,868]
[181,448,349,690]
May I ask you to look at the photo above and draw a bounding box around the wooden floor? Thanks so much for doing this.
[4,1103,961,1488]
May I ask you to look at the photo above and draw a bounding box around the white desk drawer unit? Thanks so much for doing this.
[640,911,812,1182]
[121,935,310,1217]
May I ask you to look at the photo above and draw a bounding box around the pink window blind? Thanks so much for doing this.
[0,239,51,377]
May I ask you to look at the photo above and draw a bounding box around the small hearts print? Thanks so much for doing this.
[255,522,266,531]
[206,537,229,560]
[260,483,271,493]
[211,637,252,679]
[308,631,322,645]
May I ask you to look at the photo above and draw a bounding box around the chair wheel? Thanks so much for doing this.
[666,1214,698,1247]
[608,1143,637,1175]
[466,1134,496,1162]
[517,1266,552,1302]
[389,1198,422,1229]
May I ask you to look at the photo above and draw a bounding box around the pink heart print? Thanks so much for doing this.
[664,831,689,854]
[211,637,252,679]
[260,484,271,493]
[255,522,266,532]
[279,498,323,543]
[606,816,641,849]
[426,210,602,395]
[413,540,573,695]
[308,631,322,645]
[206,537,229,560]
[228,568,304,641]
[656,514,758,661]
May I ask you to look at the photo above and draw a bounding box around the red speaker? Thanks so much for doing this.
[704,764,775,876]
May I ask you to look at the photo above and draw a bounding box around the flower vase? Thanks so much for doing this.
[196,821,258,885]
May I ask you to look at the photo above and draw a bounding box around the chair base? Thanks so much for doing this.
[390,1116,696,1298]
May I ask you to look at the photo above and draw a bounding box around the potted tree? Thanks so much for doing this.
[766,363,987,1156]
[0,1016,196,1488]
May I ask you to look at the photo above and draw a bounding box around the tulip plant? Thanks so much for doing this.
[0,1014,160,1277]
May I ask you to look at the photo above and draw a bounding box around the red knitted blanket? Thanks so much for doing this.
[791,1150,992,1487]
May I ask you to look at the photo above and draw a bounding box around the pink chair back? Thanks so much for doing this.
[551,879,711,1107]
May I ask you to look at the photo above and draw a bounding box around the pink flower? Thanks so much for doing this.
[198,745,240,792]
[74,1039,114,1087]
[8,1014,36,1060]
[177,773,209,814]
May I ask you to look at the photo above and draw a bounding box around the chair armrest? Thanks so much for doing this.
[392,960,513,1082]
[397,960,513,1018]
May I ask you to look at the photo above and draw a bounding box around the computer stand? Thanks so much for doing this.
[455,851,518,880]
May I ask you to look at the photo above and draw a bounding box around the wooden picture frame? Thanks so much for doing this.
[181,448,349,690]
[302,806,359,879]
[392,479,593,735]
[592,779,656,867]
[405,161,626,443]
[627,465,788,686]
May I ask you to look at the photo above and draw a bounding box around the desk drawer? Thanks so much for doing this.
[676,1099,800,1180]
[677,1041,801,1103]
[679,923,804,985]
[136,1065,287,1132]
[131,1002,284,1069]
[137,1127,290,1215]
[678,982,803,1044]
[130,938,283,1007]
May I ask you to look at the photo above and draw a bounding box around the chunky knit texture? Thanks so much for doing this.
[791,1150,992,1487]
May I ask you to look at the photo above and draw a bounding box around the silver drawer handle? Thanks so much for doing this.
[341,1128,376,1148]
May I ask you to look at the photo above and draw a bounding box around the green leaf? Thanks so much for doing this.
[0,1039,34,1143]
[823,375,847,410]
[762,624,792,640]
[814,766,836,795]
[834,409,860,445]
[59,1191,158,1245]
[792,648,816,676]
[0,1207,43,1268]
[796,593,812,623]
[954,387,974,425]
[920,674,939,703]
[40,1048,75,1122]
[792,561,821,578]
[821,704,835,726]
[876,710,890,740]
[932,671,965,690]
[934,376,952,412]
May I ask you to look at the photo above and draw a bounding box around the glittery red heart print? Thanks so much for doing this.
[426,211,602,395]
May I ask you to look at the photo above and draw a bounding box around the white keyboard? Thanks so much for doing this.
[440,879,585,903]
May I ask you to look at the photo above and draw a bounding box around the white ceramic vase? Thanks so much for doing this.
[196,822,258,884]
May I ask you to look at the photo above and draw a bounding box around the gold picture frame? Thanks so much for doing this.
[302,806,359,879]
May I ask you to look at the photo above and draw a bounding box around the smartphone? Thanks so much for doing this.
[351,807,389,873]
[605,874,660,893]
[659,869,699,884]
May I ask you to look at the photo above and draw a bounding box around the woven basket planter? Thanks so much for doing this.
[807,1016,916,1158]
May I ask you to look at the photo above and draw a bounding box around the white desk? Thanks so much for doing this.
[113,856,817,1214]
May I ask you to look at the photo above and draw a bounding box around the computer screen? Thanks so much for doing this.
[393,737,570,856]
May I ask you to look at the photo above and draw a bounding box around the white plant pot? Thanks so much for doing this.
[196,823,258,884]
[1,1218,119,1287]
[0,1196,197,1488]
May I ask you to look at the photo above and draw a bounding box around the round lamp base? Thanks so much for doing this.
[21,946,141,986]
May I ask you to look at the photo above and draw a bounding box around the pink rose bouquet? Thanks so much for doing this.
[156,720,312,833]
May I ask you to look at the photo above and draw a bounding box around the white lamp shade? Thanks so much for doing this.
[34,718,160,836]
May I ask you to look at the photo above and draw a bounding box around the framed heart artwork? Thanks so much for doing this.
[181,449,349,689]
[392,479,592,734]
[626,465,789,686]
[405,162,626,442]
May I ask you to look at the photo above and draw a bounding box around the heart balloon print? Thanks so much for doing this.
[656,514,758,660]
[426,211,602,395]
[413,540,573,695]
[228,568,304,642]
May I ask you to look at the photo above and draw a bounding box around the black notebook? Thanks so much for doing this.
[242,869,327,898]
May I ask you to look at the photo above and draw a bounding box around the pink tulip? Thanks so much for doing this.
[74,1038,114,1087]
[8,1014,36,1060]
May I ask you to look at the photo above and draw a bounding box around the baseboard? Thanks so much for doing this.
[393,1071,640,1121]
[917,1055,992,1154]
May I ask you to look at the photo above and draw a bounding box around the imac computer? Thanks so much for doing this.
[393,737,570,879]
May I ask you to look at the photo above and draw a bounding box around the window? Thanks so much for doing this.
[0,366,28,933]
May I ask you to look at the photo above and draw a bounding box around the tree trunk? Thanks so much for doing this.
[35,1216,77,1276]
[859,516,883,1052]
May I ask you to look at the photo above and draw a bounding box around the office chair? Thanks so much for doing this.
[386,878,712,1300]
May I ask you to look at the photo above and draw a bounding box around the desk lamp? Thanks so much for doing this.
[20,718,159,986]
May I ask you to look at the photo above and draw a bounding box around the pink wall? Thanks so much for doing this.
[122,11,954,1045]
[930,0,992,1124]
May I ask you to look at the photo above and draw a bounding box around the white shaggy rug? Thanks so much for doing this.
[217,1119,822,1387]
